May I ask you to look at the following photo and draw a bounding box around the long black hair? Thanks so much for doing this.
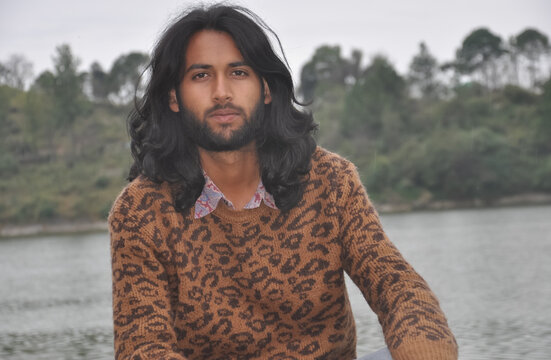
[128,4,317,213]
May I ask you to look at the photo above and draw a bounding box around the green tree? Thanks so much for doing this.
[514,28,550,88]
[299,45,361,101]
[24,88,57,146]
[536,77,551,151]
[89,62,111,102]
[401,128,526,201]
[0,54,34,90]
[454,28,507,88]
[49,44,88,126]
[108,52,149,104]
[30,70,58,139]
[33,70,56,91]
[342,55,406,143]
[507,35,522,86]
[408,42,442,99]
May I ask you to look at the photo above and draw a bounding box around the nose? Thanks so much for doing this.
[212,76,232,104]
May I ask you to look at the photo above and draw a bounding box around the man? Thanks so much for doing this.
[109,4,458,360]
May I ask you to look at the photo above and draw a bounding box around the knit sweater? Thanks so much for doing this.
[109,147,458,360]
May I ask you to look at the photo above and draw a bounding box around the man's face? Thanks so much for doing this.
[170,30,271,151]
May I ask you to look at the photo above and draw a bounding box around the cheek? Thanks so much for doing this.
[185,103,204,120]
[243,85,263,108]
[182,90,207,117]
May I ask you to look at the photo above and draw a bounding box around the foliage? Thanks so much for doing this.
[302,28,551,207]
[0,78,130,224]
[408,42,442,99]
[299,45,361,101]
[514,28,550,87]
[106,52,149,104]
[454,28,507,88]
[1,26,551,225]
[89,62,111,101]
[535,78,551,151]
[88,52,149,104]
[0,110,130,224]
[32,44,90,128]
[342,55,407,144]
[0,54,33,90]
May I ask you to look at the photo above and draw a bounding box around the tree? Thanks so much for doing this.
[454,28,507,88]
[29,44,88,132]
[299,45,361,101]
[408,42,441,99]
[50,44,88,126]
[536,77,551,151]
[0,54,34,90]
[89,62,111,102]
[514,28,550,88]
[507,35,521,86]
[342,55,406,141]
[108,52,149,104]
[404,128,523,201]
[0,85,14,129]
[33,70,56,92]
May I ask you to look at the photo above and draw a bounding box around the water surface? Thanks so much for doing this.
[1,205,550,359]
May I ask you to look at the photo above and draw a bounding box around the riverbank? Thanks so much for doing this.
[376,192,551,213]
[2,192,551,238]
[0,221,108,238]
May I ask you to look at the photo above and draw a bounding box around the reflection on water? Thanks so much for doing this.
[0,234,113,360]
[349,205,551,359]
[1,206,550,359]
[2,329,112,360]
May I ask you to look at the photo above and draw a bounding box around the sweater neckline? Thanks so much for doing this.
[208,200,277,222]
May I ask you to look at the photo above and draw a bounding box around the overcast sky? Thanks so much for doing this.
[1,0,550,82]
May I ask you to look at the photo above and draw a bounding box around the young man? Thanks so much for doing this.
[109,4,458,360]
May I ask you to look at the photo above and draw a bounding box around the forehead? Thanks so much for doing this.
[185,30,244,65]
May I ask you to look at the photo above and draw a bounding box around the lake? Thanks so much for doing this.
[1,205,550,359]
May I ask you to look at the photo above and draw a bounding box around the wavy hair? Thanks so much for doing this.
[128,4,317,213]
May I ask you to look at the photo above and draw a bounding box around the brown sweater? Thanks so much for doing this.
[109,148,458,360]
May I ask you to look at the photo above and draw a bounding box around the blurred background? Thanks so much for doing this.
[1,1,550,359]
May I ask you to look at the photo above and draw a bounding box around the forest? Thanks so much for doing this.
[0,26,550,225]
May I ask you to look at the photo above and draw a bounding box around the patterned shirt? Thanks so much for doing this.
[194,171,277,218]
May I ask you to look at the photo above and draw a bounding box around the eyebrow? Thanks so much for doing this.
[185,61,249,73]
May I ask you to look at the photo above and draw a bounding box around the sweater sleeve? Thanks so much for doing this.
[109,182,187,360]
[338,163,458,360]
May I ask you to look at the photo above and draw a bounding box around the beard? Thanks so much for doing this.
[180,99,264,152]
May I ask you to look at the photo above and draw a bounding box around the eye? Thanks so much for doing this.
[231,69,248,77]
[191,72,209,80]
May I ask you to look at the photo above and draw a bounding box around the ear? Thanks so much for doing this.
[169,89,180,112]
[262,79,272,104]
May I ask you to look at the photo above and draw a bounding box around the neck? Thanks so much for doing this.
[198,142,261,210]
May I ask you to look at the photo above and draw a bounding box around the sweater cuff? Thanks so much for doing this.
[390,340,458,360]
[131,346,189,360]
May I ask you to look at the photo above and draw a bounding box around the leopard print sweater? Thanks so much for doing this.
[109,148,458,360]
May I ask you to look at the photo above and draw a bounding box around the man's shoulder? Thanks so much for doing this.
[303,147,365,204]
[109,175,174,219]
[311,146,358,178]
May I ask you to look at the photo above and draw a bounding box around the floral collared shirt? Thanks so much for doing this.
[194,172,277,219]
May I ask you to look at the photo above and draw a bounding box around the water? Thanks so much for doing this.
[1,205,550,359]
[0,234,113,359]
[349,205,551,359]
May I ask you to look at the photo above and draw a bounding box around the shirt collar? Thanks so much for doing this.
[194,171,277,219]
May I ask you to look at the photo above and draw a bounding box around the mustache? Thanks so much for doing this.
[204,103,246,117]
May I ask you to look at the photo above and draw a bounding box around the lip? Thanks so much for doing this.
[208,109,241,123]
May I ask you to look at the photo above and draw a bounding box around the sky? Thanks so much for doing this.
[1,0,551,83]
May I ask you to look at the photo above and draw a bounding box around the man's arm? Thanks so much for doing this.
[338,163,458,360]
[109,183,187,360]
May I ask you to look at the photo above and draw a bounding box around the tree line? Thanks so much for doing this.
[300,26,551,206]
[0,26,550,224]
[0,45,149,224]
